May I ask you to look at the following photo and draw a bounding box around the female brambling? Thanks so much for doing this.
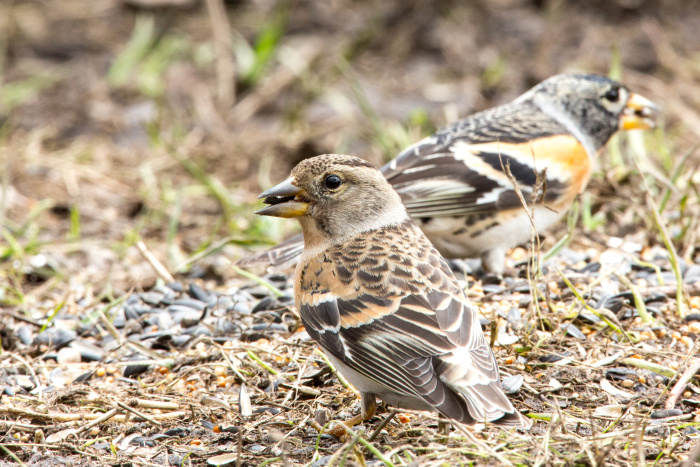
[256,154,531,429]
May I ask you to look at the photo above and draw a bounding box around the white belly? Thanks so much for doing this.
[415,206,565,259]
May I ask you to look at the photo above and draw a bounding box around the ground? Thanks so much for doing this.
[2,0,700,465]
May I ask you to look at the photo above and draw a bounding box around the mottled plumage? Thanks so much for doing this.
[243,73,657,274]
[256,154,530,429]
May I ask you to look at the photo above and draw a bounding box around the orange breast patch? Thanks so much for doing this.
[468,134,593,205]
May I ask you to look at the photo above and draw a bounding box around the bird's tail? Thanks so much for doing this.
[447,381,532,429]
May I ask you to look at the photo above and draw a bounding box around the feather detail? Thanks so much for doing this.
[297,219,529,427]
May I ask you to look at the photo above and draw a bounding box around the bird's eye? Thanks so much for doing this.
[324,174,342,189]
[603,87,620,102]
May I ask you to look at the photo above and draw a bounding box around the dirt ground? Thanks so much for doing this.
[2,0,700,465]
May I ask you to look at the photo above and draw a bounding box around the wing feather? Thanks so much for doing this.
[297,220,528,426]
[381,102,572,220]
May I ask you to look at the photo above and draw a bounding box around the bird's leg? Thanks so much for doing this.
[480,248,506,278]
[437,414,451,436]
[328,393,377,439]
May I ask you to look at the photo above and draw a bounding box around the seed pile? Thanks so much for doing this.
[2,239,700,465]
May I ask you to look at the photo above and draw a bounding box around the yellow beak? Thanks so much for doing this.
[256,177,310,218]
[621,92,659,130]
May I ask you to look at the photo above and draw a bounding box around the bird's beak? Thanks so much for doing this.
[621,93,659,130]
[256,177,310,218]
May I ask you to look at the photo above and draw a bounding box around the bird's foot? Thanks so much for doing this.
[327,413,365,440]
[327,393,377,440]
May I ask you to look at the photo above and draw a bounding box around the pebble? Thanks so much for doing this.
[213,296,234,314]
[502,375,524,394]
[183,325,212,337]
[157,311,174,330]
[167,281,184,293]
[482,284,505,294]
[57,347,82,364]
[141,292,165,306]
[562,323,586,339]
[14,375,35,390]
[650,409,683,419]
[34,328,77,349]
[250,323,288,333]
[311,456,332,467]
[124,305,140,321]
[185,283,208,302]
[252,297,277,313]
[506,308,521,325]
[579,262,601,274]
[17,326,33,346]
[169,306,203,325]
[123,359,152,378]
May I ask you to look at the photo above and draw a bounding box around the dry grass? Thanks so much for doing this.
[2,0,700,465]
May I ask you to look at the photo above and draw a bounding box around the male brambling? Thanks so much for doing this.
[256,154,531,429]
[243,73,657,275]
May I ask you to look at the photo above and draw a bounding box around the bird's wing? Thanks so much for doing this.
[299,288,503,423]
[382,104,583,218]
[297,221,517,424]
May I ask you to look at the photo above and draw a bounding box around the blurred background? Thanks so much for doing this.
[1,0,699,299]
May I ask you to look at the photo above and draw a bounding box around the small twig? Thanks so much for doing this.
[74,408,119,435]
[135,240,175,283]
[135,398,180,411]
[0,406,186,424]
[0,444,27,466]
[98,305,124,342]
[115,401,162,427]
[334,422,397,467]
[615,272,655,324]
[636,420,646,467]
[368,411,396,442]
[665,358,700,410]
[0,420,46,432]
[278,382,321,397]
[204,0,235,109]
[338,426,364,466]
[217,344,249,383]
[247,349,279,375]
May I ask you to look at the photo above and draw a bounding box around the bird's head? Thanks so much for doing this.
[256,154,407,244]
[520,73,659,149]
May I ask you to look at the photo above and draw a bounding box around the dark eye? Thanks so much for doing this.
[324,174,342,189]
[603,87,620,102]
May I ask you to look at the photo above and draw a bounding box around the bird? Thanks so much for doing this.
[256,153,531,430]
[241,73,658,275]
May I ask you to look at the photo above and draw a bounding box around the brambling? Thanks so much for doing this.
[256,154,531,429]
[243,73,657,275]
